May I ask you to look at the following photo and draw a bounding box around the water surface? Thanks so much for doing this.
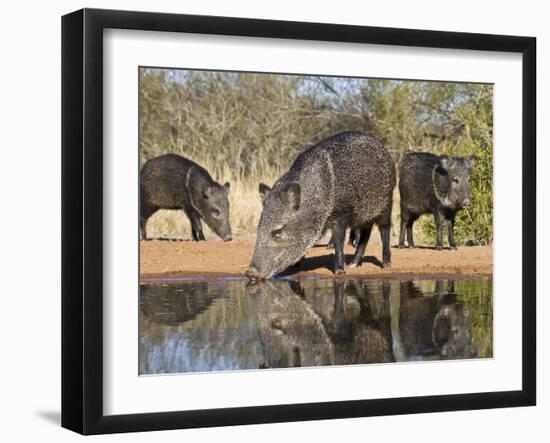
[139,278,492,374]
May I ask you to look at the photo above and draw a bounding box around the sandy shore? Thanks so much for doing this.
[140,239,492,282]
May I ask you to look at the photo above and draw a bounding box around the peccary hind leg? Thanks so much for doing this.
[140,217,148,240]
[326,233,335,249]
[399,210,417,249]
[434,210,445,250]
[328,228,361,249]
[350,224,373,268]
[332,222,347,275]
[140,216,148,240]
[399,218,408,249]
[380,224,392,268]
[348,228,361,247]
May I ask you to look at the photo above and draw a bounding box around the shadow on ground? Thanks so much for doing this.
[392,245,457,251]
[281,253,384,276]
[36,410,60,426]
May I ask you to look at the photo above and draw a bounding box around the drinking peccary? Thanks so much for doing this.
[398,152,477,250]
[140,154,232,241]
[247,131,395,279]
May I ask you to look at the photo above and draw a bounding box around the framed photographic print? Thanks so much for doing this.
[61,8,536,435]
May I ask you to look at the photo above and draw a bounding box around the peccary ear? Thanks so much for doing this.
[202,185,214,199]
[223,182,230,192]
[259,183,271,205]
[280,182,301,211]
[466,156,479,169]
[439,155,453,171]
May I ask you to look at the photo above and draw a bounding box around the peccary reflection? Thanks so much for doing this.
[397,281,477,359]
[327,280,394,365]
[297,279,476,363]
[140,283,223,325]
[246,280,334,368]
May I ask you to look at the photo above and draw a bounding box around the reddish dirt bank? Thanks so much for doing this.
[140,239,492,282]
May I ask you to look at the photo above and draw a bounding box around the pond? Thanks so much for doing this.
[139,278,492,374]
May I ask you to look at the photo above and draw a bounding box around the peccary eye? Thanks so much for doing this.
[452,177,460,184]
[271,227,285,241]
[211,209,220,217]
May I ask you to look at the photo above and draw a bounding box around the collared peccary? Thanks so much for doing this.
[398,152,477,250]
[140,154,232,241]
[247,131,395,280]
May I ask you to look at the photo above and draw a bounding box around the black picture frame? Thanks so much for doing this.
[61,8,536,435]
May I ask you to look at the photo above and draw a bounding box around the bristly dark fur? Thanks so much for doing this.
[248,131,396,279]
[140,154,232,241]
[398,152,477,250]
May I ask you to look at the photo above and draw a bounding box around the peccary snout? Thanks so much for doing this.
[245,266,263,282]
[248,181,309,279]
[199,182,232,240]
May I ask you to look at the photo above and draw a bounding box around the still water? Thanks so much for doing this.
[139,278,492,374]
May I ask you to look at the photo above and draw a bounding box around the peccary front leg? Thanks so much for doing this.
[434,210,445,250]
[350,224,373,268]
[399,217,407,249]
[406,218,416,248]
[380,224,392,268]
[446,215,457,250]
[332,222,347,275]
[140,203,157,240]
[399,209,414,249]
[329,228,360,249]
[187,209,206,241]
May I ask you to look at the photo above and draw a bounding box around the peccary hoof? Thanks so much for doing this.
[327,243,335,250]
[435,245,443,251]
[450,246,458,251]
[398,244,405,249]
[335,267,346,275]
[348,262,359,268]
[382,261,392,269]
